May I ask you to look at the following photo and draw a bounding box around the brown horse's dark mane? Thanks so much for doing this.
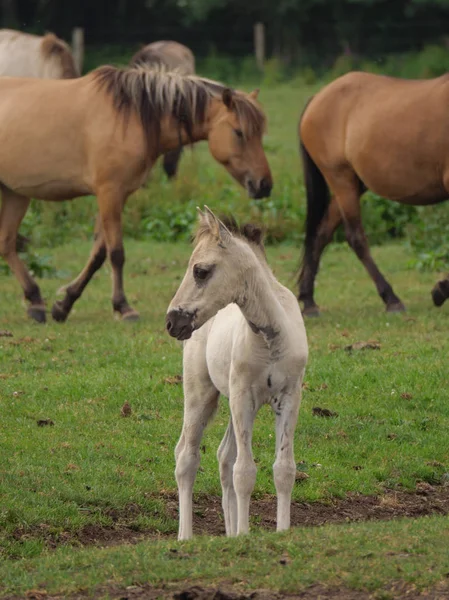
[93,65,266,156]
[40,33,79,78]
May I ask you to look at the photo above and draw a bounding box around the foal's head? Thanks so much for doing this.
[166,207,265,341]
[207,88,272,199]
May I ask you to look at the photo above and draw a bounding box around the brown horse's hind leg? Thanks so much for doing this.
[299,197,342,316]
[97,187,139,321]
[0,188,46,322]
[163,148,183,179]
[51,214,107,322]
[335,187,405,312]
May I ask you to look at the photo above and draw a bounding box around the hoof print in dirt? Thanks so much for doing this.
[312,407,338,418]
[37,419,54,427]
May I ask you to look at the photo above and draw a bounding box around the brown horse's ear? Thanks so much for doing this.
[249,89,260,100]
[222,88,234,110]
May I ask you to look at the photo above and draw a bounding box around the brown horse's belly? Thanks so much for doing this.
[13,180,92,201]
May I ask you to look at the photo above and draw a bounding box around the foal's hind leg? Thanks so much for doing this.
[52,214,107,322]
[299,197,342,317]
[0,189,46,322]
[330,174,405,312]
[217,417,238,536]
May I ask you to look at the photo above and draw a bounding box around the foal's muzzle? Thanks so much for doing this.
[247,177,272,199]
[166,309,195,341]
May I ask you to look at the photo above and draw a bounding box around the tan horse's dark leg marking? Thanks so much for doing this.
[431,173,449,307]
[98,188,139,321]
[163,147,183,179]
[51,215,107,322]
[299,198,341,316]
[334,185,405,313]
[0,188,46,322]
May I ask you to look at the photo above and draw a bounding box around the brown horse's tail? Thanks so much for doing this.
[298,122,330,288]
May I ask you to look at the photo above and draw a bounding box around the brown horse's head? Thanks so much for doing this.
[207,88,272,199]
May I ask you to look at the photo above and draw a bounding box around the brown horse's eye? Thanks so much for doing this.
[193,265,210,281]
[234,128,244,139]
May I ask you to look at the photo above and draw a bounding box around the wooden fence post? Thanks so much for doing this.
[72,27,84,74]
[254,22,265,70]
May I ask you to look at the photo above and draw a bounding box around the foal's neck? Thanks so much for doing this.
[236,253,288,358]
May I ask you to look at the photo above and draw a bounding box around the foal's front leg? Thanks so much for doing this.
[176,384,219,540]
[230,390,257,535]
[217,417,238,536]
[273,389,302,531]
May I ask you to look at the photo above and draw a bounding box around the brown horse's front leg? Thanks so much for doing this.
[0,189,46,323]
[52,215,107,322]
[98,188,139,321]
[431,278,449,307]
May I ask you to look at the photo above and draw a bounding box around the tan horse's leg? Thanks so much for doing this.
[51,214,107,322]
[97,187,139,321]
[0,188,46,322]
[162,148,183,179]
[299,197,342,316]
[332,179,405,312]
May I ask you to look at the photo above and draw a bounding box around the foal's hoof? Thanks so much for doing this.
[27,305,46,324]
[121,309,140,322]
[302,305,321,318]
[386,302,406,313]
[51,301,68,323]
[431,282,449,307]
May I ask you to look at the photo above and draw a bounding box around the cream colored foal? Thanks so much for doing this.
[166,207,308,540]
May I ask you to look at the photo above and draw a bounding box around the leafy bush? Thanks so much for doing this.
[407,204,449,271]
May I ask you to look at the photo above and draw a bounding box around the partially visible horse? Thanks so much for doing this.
[0,66,272,323]
[0,29,79,79]
[298,71,449,315]
[166,207,308,539]
[130,40,195,178]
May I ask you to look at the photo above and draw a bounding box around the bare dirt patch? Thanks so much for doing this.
[10,486,449,553]
[12,581,449,600]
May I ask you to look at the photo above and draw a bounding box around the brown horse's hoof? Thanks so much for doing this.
[51,301,68,323]
[386,302,406,313]
[27,305,46,323]
[121,309,140,322]
[431,283,449,307]
[302,305,321,318]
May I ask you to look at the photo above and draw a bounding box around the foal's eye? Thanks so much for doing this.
[193,265,210,281]
[234,128,244,139]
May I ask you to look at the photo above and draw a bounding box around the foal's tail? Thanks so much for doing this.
[298,100,330,288]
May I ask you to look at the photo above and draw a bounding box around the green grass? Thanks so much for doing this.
[1,239,449,596]
[1,515,448,598]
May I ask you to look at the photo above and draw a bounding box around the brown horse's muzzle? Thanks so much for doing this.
[247,177,272,199]
[166,309,195,340]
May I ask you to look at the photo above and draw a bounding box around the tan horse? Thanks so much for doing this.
[130,40,195,178]
[0,29,79,79]
[298,71,449,316]
[0,66,272,323]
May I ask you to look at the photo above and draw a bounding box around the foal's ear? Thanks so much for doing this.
[204,205,232,244]
[222,88,234,110]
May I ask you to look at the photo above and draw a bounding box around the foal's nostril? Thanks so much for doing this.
[260,177,271,193]
[166,319,173,332]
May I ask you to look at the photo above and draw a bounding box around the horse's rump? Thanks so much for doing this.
[131,40,195,75]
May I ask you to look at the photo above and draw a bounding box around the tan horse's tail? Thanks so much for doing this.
[298,111,330,287]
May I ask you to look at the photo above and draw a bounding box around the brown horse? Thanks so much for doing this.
[130,40,195,178]
[298,71,449,316]
[0,29,79,79]
[0,66,272,323]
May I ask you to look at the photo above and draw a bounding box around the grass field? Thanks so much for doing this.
[1,236,449,598]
